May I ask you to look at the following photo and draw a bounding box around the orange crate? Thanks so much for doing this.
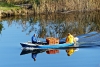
[46,37,59,45]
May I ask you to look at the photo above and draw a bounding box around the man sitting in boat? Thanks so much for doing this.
[31,34,38,44]
[66,33,76,45]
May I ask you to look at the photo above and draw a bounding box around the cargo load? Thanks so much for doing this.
[46,37,59,45]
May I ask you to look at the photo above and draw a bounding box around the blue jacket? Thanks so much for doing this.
[31,36,38,43]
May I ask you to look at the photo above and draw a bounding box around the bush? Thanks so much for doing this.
[0,2,15,7]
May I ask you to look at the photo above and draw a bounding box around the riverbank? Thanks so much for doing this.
[0,8,100,18]
[0,2,33,18]
[0,0,100,18]
[0,9,35,18]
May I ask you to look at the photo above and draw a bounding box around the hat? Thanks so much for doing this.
[34,34,36,36]
[68,33,71,35]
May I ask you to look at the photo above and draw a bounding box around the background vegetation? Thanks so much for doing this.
[0,11,100,38]
[0,0,100,13]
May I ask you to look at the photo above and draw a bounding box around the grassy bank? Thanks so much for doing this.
[0,2,21,11]
[0,2,26,17]
[0,7,21,11]
[0,0,100,18]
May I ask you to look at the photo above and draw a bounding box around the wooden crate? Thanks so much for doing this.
[46,37,59,45]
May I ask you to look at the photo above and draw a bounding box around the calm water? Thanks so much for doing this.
[0,11,100,67]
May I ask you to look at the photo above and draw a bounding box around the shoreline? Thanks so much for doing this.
[0,8,100,18]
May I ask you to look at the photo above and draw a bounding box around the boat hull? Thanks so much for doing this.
[20,42,74,49]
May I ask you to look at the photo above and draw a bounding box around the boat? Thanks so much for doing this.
[20,37,79,49]
[20,39,75,49]
[20,31,100,49]
[20,42,74,49]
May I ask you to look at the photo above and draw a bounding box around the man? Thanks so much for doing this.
[31,34,38,44]
[66,33,76,45]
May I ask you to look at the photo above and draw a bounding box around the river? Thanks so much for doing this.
[0,11,100,67]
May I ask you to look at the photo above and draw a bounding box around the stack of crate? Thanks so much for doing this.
[46,37,59,45]
[46,37,59,54]
[46,49,59,54]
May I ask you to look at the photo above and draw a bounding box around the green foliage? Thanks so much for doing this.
[0,2,21,11]
[0,2,15,7]
[35,0,40,6]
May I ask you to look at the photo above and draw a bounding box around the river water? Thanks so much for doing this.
[0,11,100,67]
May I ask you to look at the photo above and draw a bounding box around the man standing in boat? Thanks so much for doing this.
[31,34,38,44]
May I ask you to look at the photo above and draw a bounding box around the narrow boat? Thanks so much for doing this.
[20,37,79,49]
[20,42,74,49]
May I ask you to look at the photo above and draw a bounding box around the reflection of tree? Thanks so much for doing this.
[0,23,3,34]
[1,11,100,38]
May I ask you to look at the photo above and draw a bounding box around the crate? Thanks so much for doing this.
[46,37,59,45]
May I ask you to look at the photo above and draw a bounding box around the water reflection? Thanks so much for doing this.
[0,11,100,38]
[19,31,100,62]
[20,49,47,61]
[46,49,59,54]
[66,47,77,56]
[20,48,77,61]
[0,23,3,34]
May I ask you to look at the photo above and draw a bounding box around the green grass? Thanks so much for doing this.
[0,2,15,7]
[0,2,21,11]
[0,7,21,11]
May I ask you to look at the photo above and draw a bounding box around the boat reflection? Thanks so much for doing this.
[20,48,78,61]
[20,49,47,61]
